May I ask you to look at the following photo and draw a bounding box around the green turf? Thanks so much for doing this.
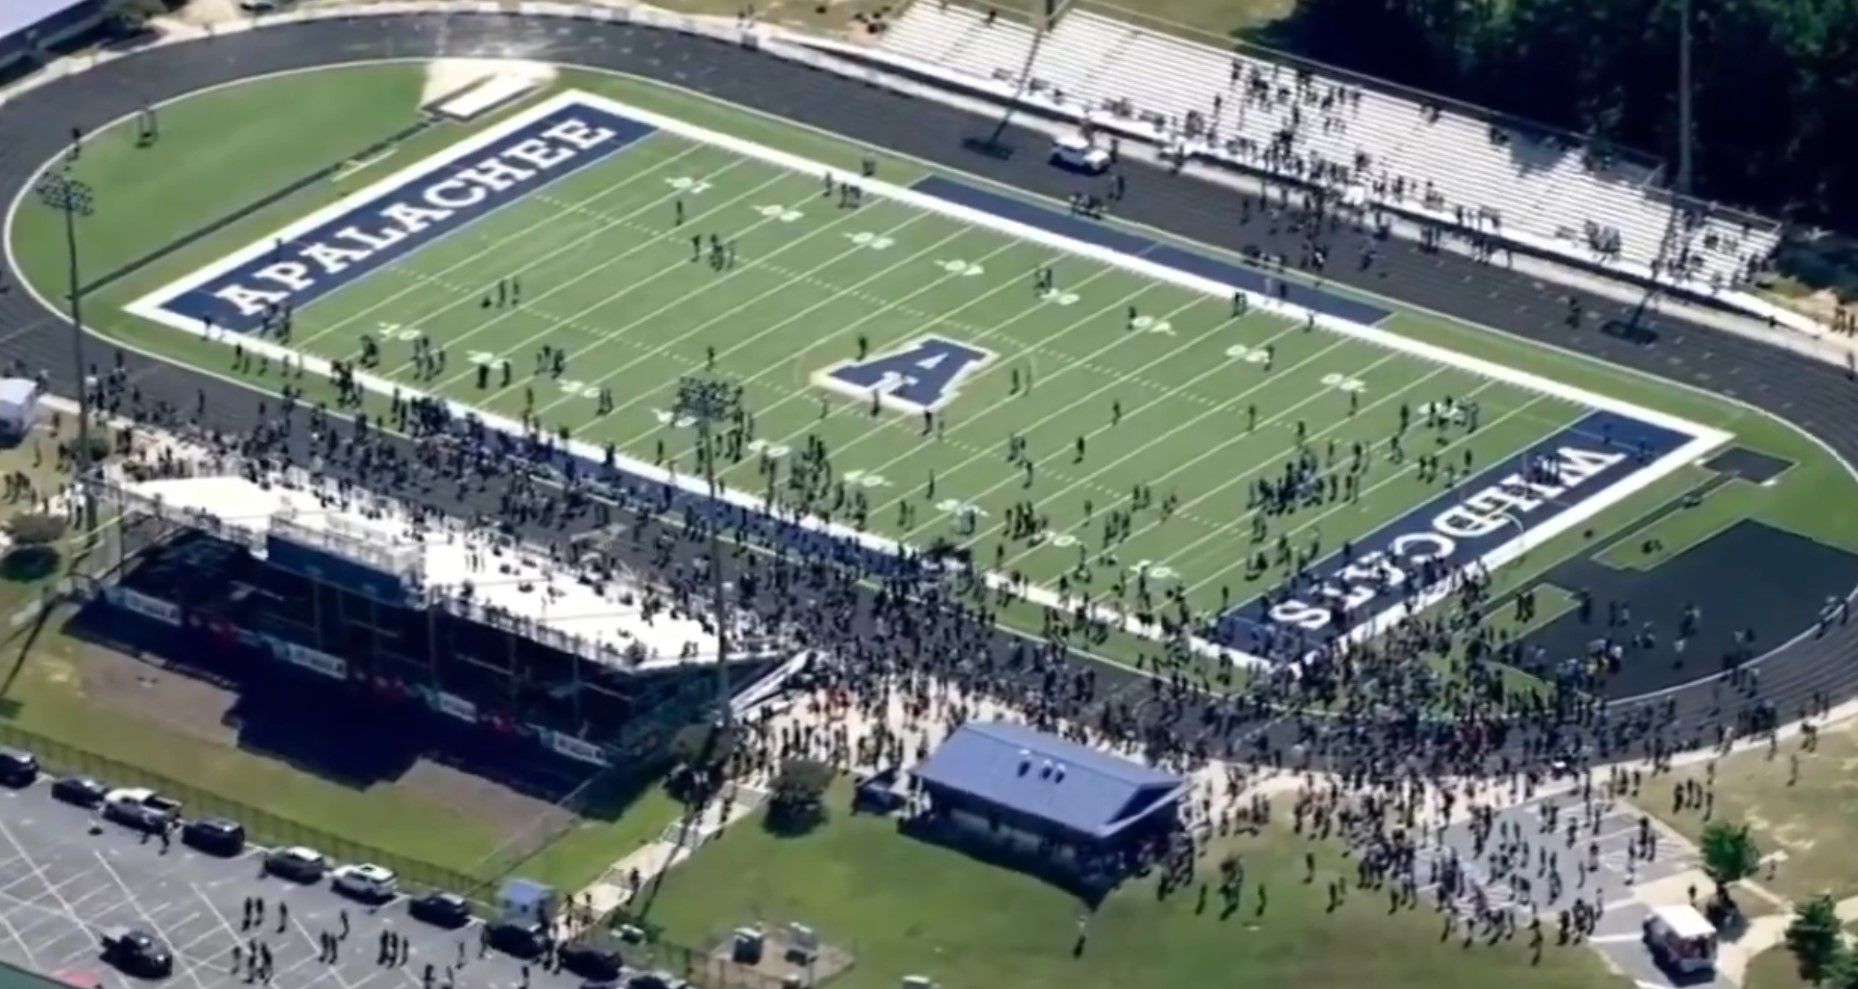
[10,60,1855,678]
[643,784,1627,989]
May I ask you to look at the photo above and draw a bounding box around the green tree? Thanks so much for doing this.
[1787,893,1843,985]
[1700,821,1762,906]
[765,758,833,834]
[1826,947,1858,989]
[3,512,66,581]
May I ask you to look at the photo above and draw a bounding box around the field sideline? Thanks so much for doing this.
[90,84,1725,666]
[7,62,1855,674]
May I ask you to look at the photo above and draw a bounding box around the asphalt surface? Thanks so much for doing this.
[1421,796,1719,989]
[0,11,1854,757]
[0,776,584,989]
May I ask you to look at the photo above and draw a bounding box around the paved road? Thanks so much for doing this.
[0,777,585,989]
[1421,793,1730,989]
[0,12,1852,757]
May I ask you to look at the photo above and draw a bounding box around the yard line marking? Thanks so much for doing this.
[875,305,1310,538]
[988,349,1418,568]
[584,224,993,434]
[378,168,804,390]
[397,171,821,395]
[767,278,1212,494]
[600,225,1050,443]
[1175,392,1562,596]
[295,138,721,349]
[706,248,1171,467]
[431,178,902,409]
[529,201,948,422]
[1039,359,1476,565]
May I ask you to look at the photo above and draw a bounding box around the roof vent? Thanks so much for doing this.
[1017,749,1032,775]
[1053,763,1066,782]
[1040,759,1054,778]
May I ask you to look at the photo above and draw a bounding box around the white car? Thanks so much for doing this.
[1050,135,1111,173]
[331,863,399,900]
[102,788,181,831]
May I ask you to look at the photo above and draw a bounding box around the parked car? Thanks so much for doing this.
[100,927,173,977]
[102,788,182,831]
[51,775,110,808]
[331,863,398,901]
[263,846,328,882]
[485,921,548,959]
[1049,134,1110,174]
[559,939,624,981]
[0,747,37,787]
[408,891,472,929]
[181,817,246,856]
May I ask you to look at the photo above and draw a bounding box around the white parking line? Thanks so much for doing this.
[91,849,211,989]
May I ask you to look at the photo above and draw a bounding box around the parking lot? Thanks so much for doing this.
[0,777,594,989]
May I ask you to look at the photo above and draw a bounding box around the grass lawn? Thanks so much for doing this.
[1650,718,1858,903]
[644,784,1626,989]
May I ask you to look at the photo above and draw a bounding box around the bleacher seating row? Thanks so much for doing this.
[874,2,1780,294]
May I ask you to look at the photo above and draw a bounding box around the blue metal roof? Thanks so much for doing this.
[0,0,93,44]
[912,722,1187,840]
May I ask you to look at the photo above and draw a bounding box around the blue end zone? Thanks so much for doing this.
[1212,409,1693,658]
[154,105,656,333]
[910,176,1394,325]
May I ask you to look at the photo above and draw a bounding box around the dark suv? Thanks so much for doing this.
[0,747,37,787]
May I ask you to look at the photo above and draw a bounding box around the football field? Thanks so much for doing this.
[121,89,1720,661]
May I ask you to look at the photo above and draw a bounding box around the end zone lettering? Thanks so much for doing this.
[150,102,655,333]
[1215,410,1693,651]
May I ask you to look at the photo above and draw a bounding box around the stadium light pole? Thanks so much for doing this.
[674,374,742,736]
[37,170,98,532]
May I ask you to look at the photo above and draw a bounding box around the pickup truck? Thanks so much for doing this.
[102,788,182,831]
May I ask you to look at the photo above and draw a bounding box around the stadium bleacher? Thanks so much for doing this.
[874,2,1781,296]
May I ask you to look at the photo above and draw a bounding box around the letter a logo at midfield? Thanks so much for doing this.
[817,336,993,413]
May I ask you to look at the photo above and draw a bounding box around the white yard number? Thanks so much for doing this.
[755,205,804,222]
[1041,290,1081,306]
[377,322,421,342]
[844,470,891,489]
[938,259,986,277]
[1131,315,1174,335]
[558,379,600,400]
[1322,372,1367,393]
[468,351,498,366]
[847,232,895,250]
[934,498,989,517]
[666,176,712,194]
[1225,345,1270,364]
[1048,532,1080,548]
[652,408,698,428]
[1130,559,1179,581]
[746,439,790,459]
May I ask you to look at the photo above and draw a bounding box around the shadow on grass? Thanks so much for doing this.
[896,815,1114,908]
[55,600,607,800]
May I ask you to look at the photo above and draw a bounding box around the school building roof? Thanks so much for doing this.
[912,721,1188,842]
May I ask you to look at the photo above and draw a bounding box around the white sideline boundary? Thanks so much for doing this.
[66,85,1733,667]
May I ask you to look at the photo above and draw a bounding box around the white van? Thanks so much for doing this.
[1642,904,1717,975]
[1050,135,1111,174]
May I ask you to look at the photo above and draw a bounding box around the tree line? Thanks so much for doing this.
[1265,0,1858,235]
